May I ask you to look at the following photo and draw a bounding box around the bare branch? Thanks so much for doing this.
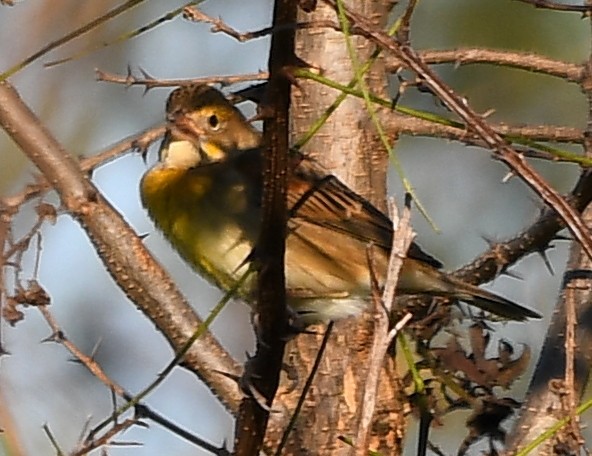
[96,68,269,89]
[387,48,584,83]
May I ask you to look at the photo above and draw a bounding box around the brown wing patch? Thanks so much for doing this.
[288,159,443,269]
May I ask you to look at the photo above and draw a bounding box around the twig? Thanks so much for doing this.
[563,283,581,445]
[0,198,12,354]
[183,5,348,43]
[43,424,66,456]
[39,306,126,396]
[37,305,229,455]
[387,48,584,83]
[44,2,196,68]
[354,198,414,456]
[96,68,268,90]
[396,0,419,44]
[295,69,591,166]
[506,0,592,446]
[274,323,334,456]
[454,170,592,286]
[0,0,147,80]
[73,418,139,455]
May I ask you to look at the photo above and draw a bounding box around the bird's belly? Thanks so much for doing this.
[169,211,253,289]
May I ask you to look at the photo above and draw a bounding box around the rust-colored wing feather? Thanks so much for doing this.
[288,159,443,269]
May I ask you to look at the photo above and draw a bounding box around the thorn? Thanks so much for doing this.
[498,339,514,357]
[89,337,103,359]
[480,234,497,248]
[95,68,105,81]
[244,350,255,362]
[125,64,134,88]
[140,148,150,164]
[501,171,515,183]
[553,233,572,242]
[220,439,232,456]
[404,192,413,208]
[482,108,496,119]
[500,269,523,281]
[138,66,154,80]
[247,382,274,412]
[138,67,155,96]
[537,248,555,276]
[255,103,275,122]
[136,420,150,429]
[41,330,64,343]
[212,369,241,385]
[134,403,150,419]
[231,81,267,105]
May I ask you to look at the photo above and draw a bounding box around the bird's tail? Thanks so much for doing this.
[399,259,541,321]
[447,278,541,321]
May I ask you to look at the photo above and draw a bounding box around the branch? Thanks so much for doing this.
[96,68,268,90]
[516,0,592,13]
[454,170,592,286]
[387,48,584,83]
[233,1,296,454]
[36,304,231,454]
[506,3,592,448]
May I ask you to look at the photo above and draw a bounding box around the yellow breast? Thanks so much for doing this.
[140,164,254,294]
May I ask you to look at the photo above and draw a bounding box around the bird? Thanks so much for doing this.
[140,84,541,327]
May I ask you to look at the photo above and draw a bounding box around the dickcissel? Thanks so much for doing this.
[140,84,540,326]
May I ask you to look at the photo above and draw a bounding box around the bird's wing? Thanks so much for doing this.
[288,159,443,269]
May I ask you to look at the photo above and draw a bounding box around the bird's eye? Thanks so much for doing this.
[208,114,220,130]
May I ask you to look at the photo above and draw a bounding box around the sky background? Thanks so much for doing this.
[0,1,590,455]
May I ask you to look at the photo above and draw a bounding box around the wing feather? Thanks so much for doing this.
[288,159,443,269]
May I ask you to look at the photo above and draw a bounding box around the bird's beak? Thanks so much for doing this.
[167,113,226,163]
[169,112,203,139]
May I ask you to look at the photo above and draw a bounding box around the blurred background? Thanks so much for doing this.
[0,1,589,454]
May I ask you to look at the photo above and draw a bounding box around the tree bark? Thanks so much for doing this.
[264,2,404,455]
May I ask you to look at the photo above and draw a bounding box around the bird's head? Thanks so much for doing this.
[161,85,261,167]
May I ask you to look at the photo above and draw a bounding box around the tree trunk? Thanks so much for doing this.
[265,2,405,454]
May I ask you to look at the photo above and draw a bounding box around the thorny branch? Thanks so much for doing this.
[36,305,229,455]
[96,68,269,90]
[232,0,296,454]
